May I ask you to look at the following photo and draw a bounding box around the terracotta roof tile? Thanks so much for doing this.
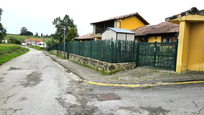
[131,22,179,36]
[27,39,43,42]
[166,7,204,21]
[74,33,94,40]
[91,12,149,25]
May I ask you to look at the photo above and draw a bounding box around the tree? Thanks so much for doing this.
[0,8,7,43]
[20,27,28,35]
[20,27,33,36]
[25,31,33,36]
[52,14,78,43]
[35,32,39,37]
[66,27,78,41]
[41,33,43,37]
[9,37,20,44]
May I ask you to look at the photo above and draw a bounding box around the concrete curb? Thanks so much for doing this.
[44,51,204,87]
[85,80,204,87]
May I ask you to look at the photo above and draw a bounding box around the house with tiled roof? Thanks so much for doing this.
[1,39,8,43]
[23,39,46,47]
[74,33,94,41]
[132,22,179,42]
[90,12,149,40]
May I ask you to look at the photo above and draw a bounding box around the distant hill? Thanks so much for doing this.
[4,34,51,43]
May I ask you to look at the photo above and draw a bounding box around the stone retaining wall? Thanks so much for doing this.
[50,50,68,59]
[69,53,136,72]
[49,50,136,72]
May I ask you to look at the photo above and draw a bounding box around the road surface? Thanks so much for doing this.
[0,48,204,115]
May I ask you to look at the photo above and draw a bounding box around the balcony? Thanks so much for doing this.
[95,28,106,34]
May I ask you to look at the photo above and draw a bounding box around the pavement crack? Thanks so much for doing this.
[192,101,198,108]
[43,65,52,70]
[198,107,204,114]
[4,94,16,104]
[56,81,100,115]
[169,100,173,103]
[1,108,22,115]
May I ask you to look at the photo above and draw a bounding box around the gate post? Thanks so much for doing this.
[174,41,178,71]
[136,42,139,67]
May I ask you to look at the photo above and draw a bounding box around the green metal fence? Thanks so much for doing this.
[47,40,178,70]
[68,40,136,63]
[136,41,178,70]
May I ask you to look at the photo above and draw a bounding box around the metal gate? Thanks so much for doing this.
[136,42,178,70]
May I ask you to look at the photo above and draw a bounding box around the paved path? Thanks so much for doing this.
[0,48,69,115]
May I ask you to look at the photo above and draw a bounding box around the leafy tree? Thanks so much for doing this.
[52,14,78,43]
[0,8,7,43]
[66,27,78,41]
[20,27,28,35]
[20,27,33,36]
[9,37,20,44]
[41,33,43,37]
[25,31,33,36]
[35,32,39,37]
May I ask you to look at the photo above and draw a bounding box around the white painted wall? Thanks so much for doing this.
[127,34,135,41]
[102,29,135,41]
[117,33,126,40]
[102,29,116,41]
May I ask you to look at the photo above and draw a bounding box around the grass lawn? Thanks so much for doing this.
[4,34,51,43]
[0,44,29,65]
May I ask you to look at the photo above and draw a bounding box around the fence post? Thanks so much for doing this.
[67,42,69,59]
[136,42,139,67]
[118,40,121,62]
[90,41,92,58]
[56,44,58,55]
[153,42,157,67]
[174,41,178,71]
[110,38,114,63]
[133,41,135,63]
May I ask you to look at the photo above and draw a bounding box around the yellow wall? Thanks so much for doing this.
[148,36,162,42]
[174,16,204,72]
[176,21,191,72]
[187,22,204,71]
[118,16,145,30]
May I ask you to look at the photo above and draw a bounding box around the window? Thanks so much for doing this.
[163,38,167,42]
[169,38,171,42]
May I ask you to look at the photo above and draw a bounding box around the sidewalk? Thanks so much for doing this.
[44,51,204,86]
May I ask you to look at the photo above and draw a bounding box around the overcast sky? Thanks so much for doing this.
[1,0,204,36]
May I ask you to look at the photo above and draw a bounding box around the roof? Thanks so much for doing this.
[26,39,43,42]
[91,12,149,25]
[131,22,179,36]
[74,33,94,40]
[166,7,204,21]
[104,27,135,34]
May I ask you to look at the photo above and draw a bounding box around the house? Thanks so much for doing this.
[1,39,8,43]
[166,7,204,72]
[24,39,43,46]
[102,27,135,41]
[38,42,46,47]
[132,22,179,42]
[74,33,94,41]
[90,12,149,40]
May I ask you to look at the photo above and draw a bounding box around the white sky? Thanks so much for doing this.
[1,0,204,36]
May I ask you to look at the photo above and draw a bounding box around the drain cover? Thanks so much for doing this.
[97,93,120,101]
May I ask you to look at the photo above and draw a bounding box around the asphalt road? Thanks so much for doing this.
[0,48,204,115]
